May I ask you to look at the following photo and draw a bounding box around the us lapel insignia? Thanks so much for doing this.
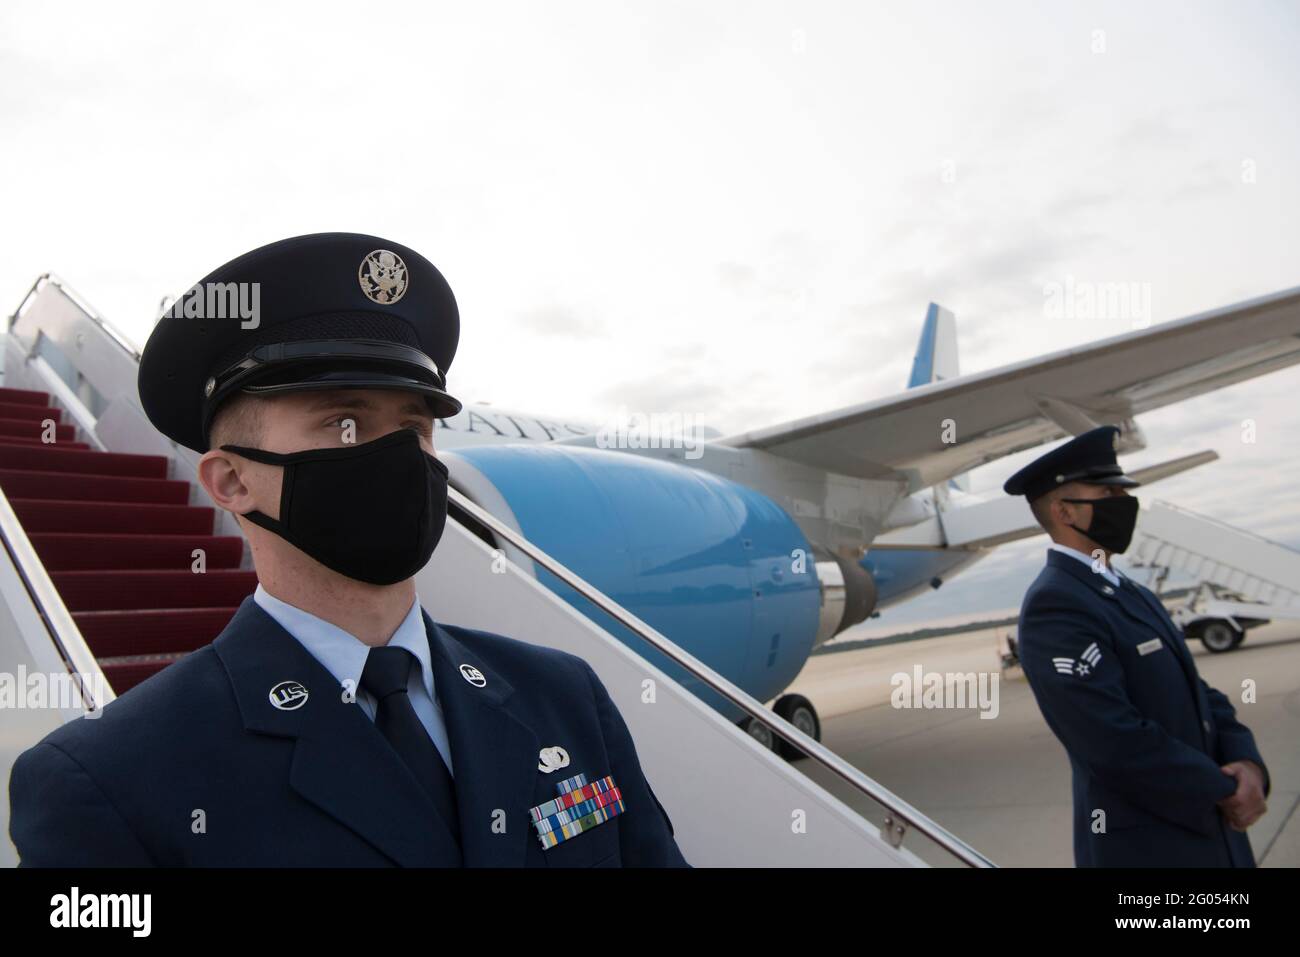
[528,772,625,849]
[269,680,309,710]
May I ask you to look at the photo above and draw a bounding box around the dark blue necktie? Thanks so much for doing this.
[360,646,462,851]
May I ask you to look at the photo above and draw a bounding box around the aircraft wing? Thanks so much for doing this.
[715,286,1300,493]
[871,450,1220,551]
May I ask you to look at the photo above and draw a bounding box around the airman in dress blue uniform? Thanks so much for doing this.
[8,232,688,867]
[1006,425,1268,867]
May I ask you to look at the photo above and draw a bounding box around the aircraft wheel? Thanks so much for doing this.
[773,694,820,762]
[744,717,776,751]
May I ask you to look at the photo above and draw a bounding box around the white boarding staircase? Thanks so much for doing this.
[1127,500,1300,607]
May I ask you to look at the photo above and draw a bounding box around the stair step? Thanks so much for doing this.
[0,418,76,441]
[75,607,239,656]
[0,469,191,505]
[0,387,50,405]
[0,445,168,478]
[0,410,253,690]
[0,402,62,421]
[29,533,244,571]
[11,499,214,534]
[50,569,258,611]
[0,438,91,450]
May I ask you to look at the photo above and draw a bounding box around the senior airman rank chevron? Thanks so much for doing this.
[1053,641,1102,679]
[528,772,625,849]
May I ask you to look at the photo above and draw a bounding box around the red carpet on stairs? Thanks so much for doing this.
[0,385,256,694]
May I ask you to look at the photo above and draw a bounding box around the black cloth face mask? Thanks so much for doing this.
[1061,495,1139,554]
[221,428,449,585]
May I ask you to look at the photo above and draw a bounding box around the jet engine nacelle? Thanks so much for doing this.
[445,444,842,716]
[812,553,877,648]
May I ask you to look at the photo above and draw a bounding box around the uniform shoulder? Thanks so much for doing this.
[18,645,234,772]
[1022,559,1094,609]
[435,622,593,684]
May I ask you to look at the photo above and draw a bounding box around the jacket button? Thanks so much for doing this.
[1203,720,1212,733]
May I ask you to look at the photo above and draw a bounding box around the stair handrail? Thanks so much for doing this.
[0,483,115,713]
[9,273,141,360]
[1147,499,1300,554]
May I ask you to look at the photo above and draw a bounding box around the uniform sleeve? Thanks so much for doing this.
[1200,677,1270,796]
[8,741,156,867]
[1019,591,1236,836]
[581,661,690,867]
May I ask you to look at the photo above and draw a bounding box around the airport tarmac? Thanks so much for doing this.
[786,619,1300,867]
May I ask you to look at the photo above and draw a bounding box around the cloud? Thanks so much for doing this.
[515,304,608,338]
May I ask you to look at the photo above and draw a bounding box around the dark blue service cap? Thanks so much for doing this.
[137,232,464,452]
[1002,425,1142,501]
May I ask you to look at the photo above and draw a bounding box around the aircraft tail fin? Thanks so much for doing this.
[907,304,968,492]
[907,303,959,389]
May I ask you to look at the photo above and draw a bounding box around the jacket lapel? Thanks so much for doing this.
[1047,549,1159,631]
[213,596,461,866]
[1045,548,1124,601]
[424,615,540,867]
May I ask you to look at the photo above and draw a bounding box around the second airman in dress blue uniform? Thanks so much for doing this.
[1006,426,1268,867]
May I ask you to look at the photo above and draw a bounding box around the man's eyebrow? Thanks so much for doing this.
[299,394,431,417]
[302,394,378,413]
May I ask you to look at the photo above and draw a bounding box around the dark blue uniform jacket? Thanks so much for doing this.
[1018,550,1268,867]
[9,596,688,867]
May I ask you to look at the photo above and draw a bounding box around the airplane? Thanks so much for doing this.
[427,287,1300,756]
[5,280,1298,762]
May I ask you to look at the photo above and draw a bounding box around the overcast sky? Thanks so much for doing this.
[3,1,1298,626]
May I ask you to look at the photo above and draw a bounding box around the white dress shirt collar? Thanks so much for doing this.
[253,583,436,704]
[1049,542,1123,587]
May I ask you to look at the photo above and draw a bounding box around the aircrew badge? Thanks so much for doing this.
[528,772,625,849]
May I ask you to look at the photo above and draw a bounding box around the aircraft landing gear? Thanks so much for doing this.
[742,695,822,762]
[773,694,821,761]
[744,716,776,751]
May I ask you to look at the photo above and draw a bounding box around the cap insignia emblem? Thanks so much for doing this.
[359,249,409,305]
